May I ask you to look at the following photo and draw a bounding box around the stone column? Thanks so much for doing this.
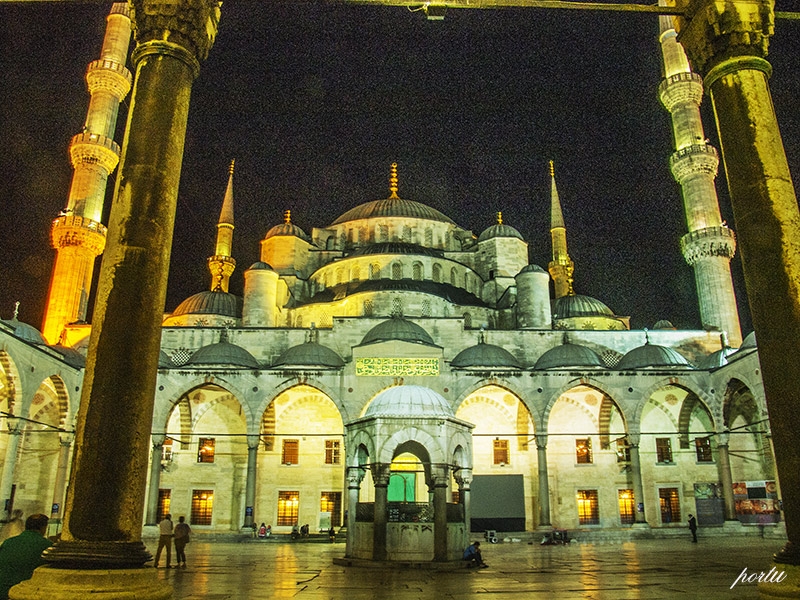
[432,466,449,562]
[49,434,74,532]
[345,467,364,558]
[716,433,737,521]
[676,0,800,571]
[243,435,259,528]
[0,419,21,521]
[455,468,472,533]
[145,436,165,526]
[371,464,390,561]
[14,3,221,594]
[535,434,551,528]
[628,435,647,524]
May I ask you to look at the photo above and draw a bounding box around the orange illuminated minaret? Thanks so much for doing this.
[207,160,237,292]
[41,3,132,344]
[547,160,575,299]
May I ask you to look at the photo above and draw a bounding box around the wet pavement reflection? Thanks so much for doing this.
[154,536,780,599]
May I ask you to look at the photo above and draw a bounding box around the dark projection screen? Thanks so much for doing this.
[470,474,526,532]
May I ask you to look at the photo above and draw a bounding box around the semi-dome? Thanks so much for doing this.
[1,318,47,345]
[739,331,757,351]
[616,343,692,369]
[185,341,261,369]
[697,347,737,370]
[50,344,86,368]
[171,290,242,319]
[360,316,436,347]
[553,294,614,318]
[272,342,344,369]
[264,221,310,241]
[365,385,453,418]
[451,342,522,369]
[534,343,605,369]
[478,223,524,242]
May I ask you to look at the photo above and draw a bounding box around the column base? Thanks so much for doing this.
[10,566,172,600]
[758,563,800,599]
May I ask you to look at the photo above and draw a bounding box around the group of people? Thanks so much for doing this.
[0,512,53,599]
[154,514,192,568]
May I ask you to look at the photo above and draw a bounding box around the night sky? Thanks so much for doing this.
[2,1,799,335]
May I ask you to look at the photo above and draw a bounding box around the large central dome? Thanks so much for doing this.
[331,163,455,226]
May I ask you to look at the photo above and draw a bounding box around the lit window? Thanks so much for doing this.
[320,492,342,526]
[282,439,299,465]
[616,439,630,463]
[576,438,593,464]
[278,491,299,526]
[452,491,460,504]
[161,438,173,462]
[659,488,681,524]
[577,489,599,525]
[493,439,509,465]
[325,440,340,465]
[695,437,713,462]
[157,490,171,523]
[656,438,673,463]
[190,489,214,525]
[197,437,215,463]
[618,489,635,524]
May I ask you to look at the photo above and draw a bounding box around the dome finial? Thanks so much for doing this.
[13,301,19,320]
[549,159,555,177]
[229,159,235,176]
[284,209,292,224]
[496,211,503,225]
[389,162,399,197]
[644,327,650,345]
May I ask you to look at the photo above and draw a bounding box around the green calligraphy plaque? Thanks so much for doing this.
[356,357,439,376]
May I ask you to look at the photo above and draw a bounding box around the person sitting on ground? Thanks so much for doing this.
[258,523,267,539]
[463,540,488,568]
[0,513,52,599]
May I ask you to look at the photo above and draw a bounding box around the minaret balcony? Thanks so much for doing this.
[658,71,704,112]
[86,58,133,98]
[669,143,719,184]
[69,132,121,172]
[680,226,736,266]
[51,215,107,255]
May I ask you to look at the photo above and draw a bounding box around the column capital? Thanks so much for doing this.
[347,466,365,488]
[370,464,391,486]
[717,431,731,446]
[151,434,166,447]
[246,434,260,450]
[454,468,472,487]
[130,0,221,68]
[534,433,548,449]
[674,0,774,75]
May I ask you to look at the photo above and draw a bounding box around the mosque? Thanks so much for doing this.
[0,3,780,560]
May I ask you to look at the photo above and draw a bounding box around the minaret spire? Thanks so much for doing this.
[547,160,574,298]
[657,0,742,346]
[207,160,237,293]
[41,3,132,344]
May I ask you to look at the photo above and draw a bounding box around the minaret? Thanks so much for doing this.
[207,160,237,293]
[547,160,574,299]
[657,3,742,346]
[41,3,132,344]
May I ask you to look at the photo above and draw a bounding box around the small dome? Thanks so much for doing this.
[1,318,46,345]
[248,261,274,271]
[697,347,737,370]
[361,317,436,347]
[534,343,605,369]
[272,342,344,369]
[451,342,522,369]
[185,341,260,369]
[740,331,757,350]
[553,294,614,318]
[478,223,524,242]
[264,221,310,241]
[365,385,453,418]
[171,290,242,318]
[617,343,692,369]
[518,264,547,275]
[653,320,676,330]
[50,344,86,368]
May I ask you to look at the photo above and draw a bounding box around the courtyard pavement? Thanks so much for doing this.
[149,534,790,599]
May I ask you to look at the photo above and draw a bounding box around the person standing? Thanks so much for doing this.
[154,513,174,568]
[173,516,191,568]
[688,513,698,543]
[0,513,52,599]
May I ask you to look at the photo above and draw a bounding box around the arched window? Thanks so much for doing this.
[402,226,412,243]
[352,265,361,281]
[392,298,402,316]
[450,267,458,286]
[392,262,403,280]
[432,263,442,283]
[379,225,389,242]
[336,268,344,286]
[425,228,433,247]
[412,262,423,281]
[364,299,374,316]
[422,299,431,317]
[463,312,472,328]
[370,263,381,280]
